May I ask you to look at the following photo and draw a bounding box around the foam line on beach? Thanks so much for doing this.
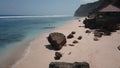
[0,15,73,19]
[11,43,32,68]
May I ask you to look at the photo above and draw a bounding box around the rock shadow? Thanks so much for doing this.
[45,44,57,51]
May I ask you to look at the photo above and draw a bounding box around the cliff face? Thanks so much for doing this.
[74,1,100,16]
[74,0,120,16]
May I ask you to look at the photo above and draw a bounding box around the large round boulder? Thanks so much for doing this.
[47,32,67,50]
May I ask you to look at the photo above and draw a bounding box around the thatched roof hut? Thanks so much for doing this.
[99,4,120,12]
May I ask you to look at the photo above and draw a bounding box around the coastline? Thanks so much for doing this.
[0,16,74,68]
[14,17,120,68]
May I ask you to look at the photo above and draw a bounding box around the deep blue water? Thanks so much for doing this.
[0,16,76,51]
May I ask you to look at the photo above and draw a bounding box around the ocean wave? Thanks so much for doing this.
[0,15,73,19]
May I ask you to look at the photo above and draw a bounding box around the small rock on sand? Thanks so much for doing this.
[73,40,79,44]
[67,34,74,39]
[78,36,82,40]
[54,52,62,60]
[93,37,99,41]
[71,31,76,34]
[85,30,91,33]
[78,20,81,22]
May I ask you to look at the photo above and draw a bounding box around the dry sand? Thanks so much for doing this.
[13,18,120,68]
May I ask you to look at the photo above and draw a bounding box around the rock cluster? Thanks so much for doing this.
[47,32,67,50]
[83,18,120,37]
[49,62,90,68]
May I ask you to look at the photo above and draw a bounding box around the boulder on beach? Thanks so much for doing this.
[54,52,62,60]
[49,62,90,68]
[47,32,67,50]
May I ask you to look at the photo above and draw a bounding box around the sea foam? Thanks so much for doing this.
[0,15,73,19]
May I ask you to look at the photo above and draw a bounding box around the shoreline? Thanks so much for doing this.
[11,18,77,68]
[0,17,75,68]
[14,17,120,68]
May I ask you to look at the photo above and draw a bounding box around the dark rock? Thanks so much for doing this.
[94,31,103,38]
[78,36,82,40]
[67,34,74,39]
[117,45,120,51]
[68,44,75,46]
[47,32,67,50]
[71,31,76,34]
[85,30,91,33]
[83,18,119,36]
[93,37,99,41]
[54,52,62,60]
[73,40,79,44]
[49,62,90,68]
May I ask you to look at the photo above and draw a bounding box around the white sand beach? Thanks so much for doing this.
[14,18,120,68]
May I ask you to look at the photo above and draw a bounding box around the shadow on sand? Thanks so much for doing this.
[45,44,56,50]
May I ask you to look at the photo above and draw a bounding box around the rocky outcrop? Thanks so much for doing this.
[49,62,90,68]
[47,32,66,50]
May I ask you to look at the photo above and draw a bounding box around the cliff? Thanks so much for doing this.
[74,0,120,16]
[74,1,100,16]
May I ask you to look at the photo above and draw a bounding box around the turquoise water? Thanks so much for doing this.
[0,16,76,67]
